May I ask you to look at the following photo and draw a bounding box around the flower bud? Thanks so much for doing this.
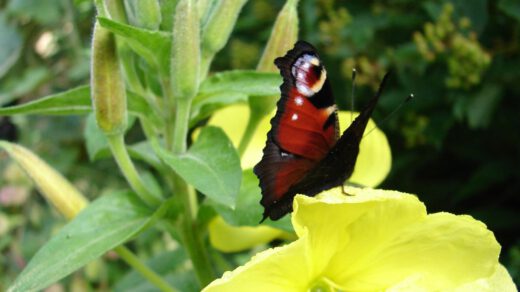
[256,0,299,72]
[171,0,200,99]
[91,21,128,136]
[251,0,299,116]
[201,0,247,59]
[126,0,162,30]
[0,142,88,220]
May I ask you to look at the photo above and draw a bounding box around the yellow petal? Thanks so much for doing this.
[332,212,500,291]
[386,264,517,292]
[203,238,312,292]
[208,216,284,253]
[454,264,517,292]
[338,111,391,187]
[292,187,426,279]
[207,104,271,169]
[292,187,501,291]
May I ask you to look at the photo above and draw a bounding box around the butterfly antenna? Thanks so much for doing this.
[350,68,357,123]
[364,93,414,137]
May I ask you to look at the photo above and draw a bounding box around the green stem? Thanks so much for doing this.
[237,109,263,157]
[172,98,192,154]
[107,134,162,206]
[174,182,214,286]
[199,51,214,80]
[169,92,215,286]
[160,75,176,150]
[115,246,178,292]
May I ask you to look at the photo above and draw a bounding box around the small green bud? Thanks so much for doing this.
[202,0,248,58]
[251,0,300,116]
[171,0,200,99]
[257,0,299,72]
[200,0,247,76]
[125,0,162,30]
[0,142,88,220]
[91,21,128,135]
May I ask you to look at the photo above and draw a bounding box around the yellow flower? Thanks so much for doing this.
[207,104,391,253]
[203,187,516,291]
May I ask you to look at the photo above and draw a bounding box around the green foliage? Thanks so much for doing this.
[8,191,155,292]
[158,127,241,208]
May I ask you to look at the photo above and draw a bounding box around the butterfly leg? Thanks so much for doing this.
[341,184,355,196]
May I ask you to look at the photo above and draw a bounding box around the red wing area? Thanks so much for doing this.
[275,87,337,160]
[254,41,339,221]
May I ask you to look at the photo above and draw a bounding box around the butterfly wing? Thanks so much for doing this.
[254,41,339,221]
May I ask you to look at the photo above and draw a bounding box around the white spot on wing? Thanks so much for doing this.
[291,113,298,121]
[294,97,304,106]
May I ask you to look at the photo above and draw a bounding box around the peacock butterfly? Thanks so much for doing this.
[254,41,389,222]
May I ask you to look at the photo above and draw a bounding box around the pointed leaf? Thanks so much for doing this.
[0,86,92,115]
[97,16,171,74]
[158,126,241,207]
[190,92,248,126]
[0,86,161,126]
[8,191,154,292]
[198,70,280,97]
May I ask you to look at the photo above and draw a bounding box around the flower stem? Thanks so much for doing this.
[169,91,214,286]
[172,98,192,154]
[107,134,162,207]
[115,246,178,292]
[174,182,214,286]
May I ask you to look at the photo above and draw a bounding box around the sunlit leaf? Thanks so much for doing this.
[158,126,241,208]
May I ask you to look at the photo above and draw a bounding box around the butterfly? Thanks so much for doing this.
[253,41,389,222]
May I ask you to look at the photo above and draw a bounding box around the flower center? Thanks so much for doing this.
[309,278,337,292]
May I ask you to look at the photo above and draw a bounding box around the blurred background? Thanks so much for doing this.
[1,0,519,290]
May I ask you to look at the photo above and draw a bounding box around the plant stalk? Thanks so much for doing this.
[115,246,178,292]
[107,134,162,207]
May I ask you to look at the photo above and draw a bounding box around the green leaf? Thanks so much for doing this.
[198,70,280,97]
[466,85,502,129]
[498,0,520,22]
[158,126,241,208]
[0,67,49,105]
[0,13,22,78]
[6,0,62,25]
[8,191,155,292]
[0,86,91,115]
[190,92,248,126]
[84,114,110,161]
[97,16,171,74]
[0,86,161,126]
[210,169,293,232]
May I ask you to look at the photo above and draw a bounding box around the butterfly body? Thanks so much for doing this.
[254,41,388,221]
